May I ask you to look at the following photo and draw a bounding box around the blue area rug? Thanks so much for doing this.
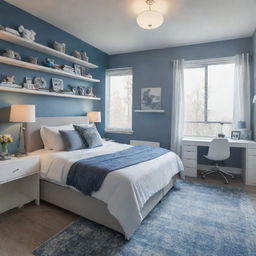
[33,180,256,256]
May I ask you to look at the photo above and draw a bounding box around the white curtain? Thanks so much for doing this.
[170,59,184,156]
[233,53,251,130]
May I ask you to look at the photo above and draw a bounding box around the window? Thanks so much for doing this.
[105,68,133,134]
[184,58,235,137]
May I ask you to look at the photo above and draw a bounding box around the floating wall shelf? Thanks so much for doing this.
[134,110,165,113]
[0,86,101,100]
[0,31,98,68]
[0,56,100,83]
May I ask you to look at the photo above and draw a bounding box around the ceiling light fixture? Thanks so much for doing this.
[137,0,164,30]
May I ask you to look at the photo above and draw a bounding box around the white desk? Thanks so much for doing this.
[182,137,256,186]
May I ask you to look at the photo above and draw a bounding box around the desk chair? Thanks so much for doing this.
[201,138,234,184]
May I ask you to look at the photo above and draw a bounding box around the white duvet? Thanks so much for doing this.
[32,141,184,239]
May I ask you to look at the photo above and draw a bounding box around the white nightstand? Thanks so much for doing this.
[0,155,40,214]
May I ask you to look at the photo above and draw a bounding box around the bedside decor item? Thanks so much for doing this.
[9,104,36,156]
[3,49,21,60]
[231,131,241,140]
[26,56,38,64]
[34,77,47,90]
[0,134,13,160]
[137,0,164,30]
[141,87,161,110]
[18,25,36,41]
[53,41,66,53]
[52,78,64,92]
[2,75,15,84]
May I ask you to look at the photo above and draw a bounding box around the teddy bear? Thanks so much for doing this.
[18,25,36,41]
[3,49,21,60]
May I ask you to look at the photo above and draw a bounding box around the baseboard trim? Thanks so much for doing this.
[198,164,241,175]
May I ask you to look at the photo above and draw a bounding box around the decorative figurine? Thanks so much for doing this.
[26,56,38,65]
[33,77,47,89]
[72,50,82,59]
[44,58,55,68]
[53,41,66,53]
[81,51,88,62]
[5,27,20,36]
[18,25,36,41]
[0,25,5,31]
[85,87,94,96]
[2,75,15,84]
[3,49,21,60]
[78,86,85,96]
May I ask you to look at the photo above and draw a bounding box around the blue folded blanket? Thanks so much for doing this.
[66,145,169,195]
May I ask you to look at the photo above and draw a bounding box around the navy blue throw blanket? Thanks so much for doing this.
[66,145,169,196]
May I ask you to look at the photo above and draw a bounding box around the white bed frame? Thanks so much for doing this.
[25,116,177,238]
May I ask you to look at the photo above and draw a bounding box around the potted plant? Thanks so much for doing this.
[0,134,13,160]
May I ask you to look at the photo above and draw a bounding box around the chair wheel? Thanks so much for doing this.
[202,176,206,179]
[225,181,229,184]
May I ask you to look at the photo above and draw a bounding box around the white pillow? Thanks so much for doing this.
[40,124,74,150]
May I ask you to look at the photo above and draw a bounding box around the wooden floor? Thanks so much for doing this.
[0,175,256,256]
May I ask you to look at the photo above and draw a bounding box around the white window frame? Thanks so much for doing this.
[184,56,235,127]
[105,67,133,134]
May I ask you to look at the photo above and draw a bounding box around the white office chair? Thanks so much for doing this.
[201,138,234,184]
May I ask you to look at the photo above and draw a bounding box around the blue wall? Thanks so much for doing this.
[0,1,108,153]
[108,38,253,150]
[253,30,256,137]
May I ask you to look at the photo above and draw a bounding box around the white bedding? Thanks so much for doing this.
[32,141,184,238]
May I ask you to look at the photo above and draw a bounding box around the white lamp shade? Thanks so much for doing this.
[137,10,164,29]
[87,112,101,123]
[9,104,35,123]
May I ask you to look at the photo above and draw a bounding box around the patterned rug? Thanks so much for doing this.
[33,180,256,256]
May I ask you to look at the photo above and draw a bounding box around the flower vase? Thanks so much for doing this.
[1,143,10,160]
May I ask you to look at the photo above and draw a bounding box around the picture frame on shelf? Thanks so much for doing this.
[74,64,81,76]
[231,131,241,140]
[52,78,64,92]
[141,88,161,110]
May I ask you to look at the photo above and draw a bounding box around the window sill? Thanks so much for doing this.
[105,129,134,135]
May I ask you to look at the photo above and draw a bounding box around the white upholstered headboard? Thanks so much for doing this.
[25,116,89,152]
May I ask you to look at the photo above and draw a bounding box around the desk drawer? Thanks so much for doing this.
[183,159,197,168]
[184,167,197,177]
[247,149,256,156]
[182,150,197,159]
[0,157,39,183]
[182,145,197,152]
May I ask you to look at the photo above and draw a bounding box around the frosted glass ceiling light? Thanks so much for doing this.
[137,0,164,30]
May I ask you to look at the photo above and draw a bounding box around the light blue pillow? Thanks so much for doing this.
[59,130,85,151]
[74,125,103,148]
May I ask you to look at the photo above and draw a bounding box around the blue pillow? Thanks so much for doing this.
[59,130,85,151]
[73,125,103,148]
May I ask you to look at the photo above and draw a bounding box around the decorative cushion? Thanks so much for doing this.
[74,125,103,148]
[40,124,74,151]
[59,130,85,151]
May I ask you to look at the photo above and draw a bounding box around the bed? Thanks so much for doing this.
[25,116,184,239]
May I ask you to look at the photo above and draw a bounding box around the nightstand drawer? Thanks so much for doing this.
[0,156,39,183]
[182,145,197,152]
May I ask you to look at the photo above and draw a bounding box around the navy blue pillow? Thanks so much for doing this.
[59,130,85,151]
[73,125,103,148]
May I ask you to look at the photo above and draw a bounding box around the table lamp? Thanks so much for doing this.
[87,112,101,126]
[9,104,35,156]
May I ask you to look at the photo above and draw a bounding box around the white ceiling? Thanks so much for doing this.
[6,0,256,55]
